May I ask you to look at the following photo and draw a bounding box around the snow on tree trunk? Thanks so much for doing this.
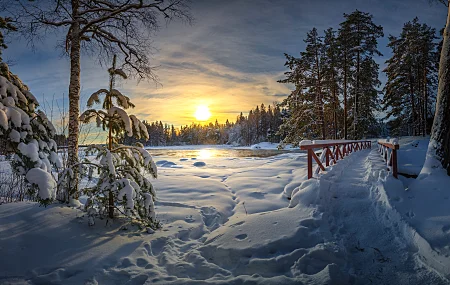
[426,3,450,175]
[67,23,81,200]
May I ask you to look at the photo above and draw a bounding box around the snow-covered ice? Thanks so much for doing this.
[1,140,450,284]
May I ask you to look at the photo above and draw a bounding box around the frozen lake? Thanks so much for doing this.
[146,147,303,159]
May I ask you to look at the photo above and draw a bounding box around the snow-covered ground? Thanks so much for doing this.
[1,138,450,284]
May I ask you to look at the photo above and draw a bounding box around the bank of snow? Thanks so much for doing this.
[1,140,449,284]
[377,136,450,278]
[1,152,346,284]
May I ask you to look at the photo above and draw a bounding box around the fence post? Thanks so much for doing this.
[392,148,398,178]
[307,149,313,179]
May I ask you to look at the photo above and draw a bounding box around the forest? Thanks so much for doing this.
[104,12,440,147]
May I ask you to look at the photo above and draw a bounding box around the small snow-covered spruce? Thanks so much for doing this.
[73,55,159,228]
[0,62,61,206]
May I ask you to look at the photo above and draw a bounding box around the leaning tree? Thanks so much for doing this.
[0,0,191,199]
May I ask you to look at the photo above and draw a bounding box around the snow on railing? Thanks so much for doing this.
[377,139,400,178]
[299,140,372,179]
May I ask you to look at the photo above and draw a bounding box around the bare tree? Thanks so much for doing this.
[0,0,192,197]
[426,0,450,175]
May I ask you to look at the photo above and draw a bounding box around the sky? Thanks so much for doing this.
[2,0,447,134]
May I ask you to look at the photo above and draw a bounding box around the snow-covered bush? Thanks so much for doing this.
[66,56,159,228]
[0,63,61,205]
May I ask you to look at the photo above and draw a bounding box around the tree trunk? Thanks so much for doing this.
[343,52,348,140]
[314,46,325,140]
[428,3,450,175]
[67,15,81,200]
[355,49,360,139]
[332,73,338,140]
[408,69,417,136]
[423,67,428,136]
[108,55,116,219]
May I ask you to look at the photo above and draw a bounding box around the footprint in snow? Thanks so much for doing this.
[185,215,195,223]
[235,234,248,240]
[229,221,245,228]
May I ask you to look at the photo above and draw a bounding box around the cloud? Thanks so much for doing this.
[1,0,445,131]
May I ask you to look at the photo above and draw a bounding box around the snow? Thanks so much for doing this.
[378,138,399,145]
[299,139,372,147]
[87,89,106,106]
[250,141,299,150]
[108,106,132,136]
[0,108,7,130]
[5,106,22,127]
[395,136,429,175]
[17,140,40,162]
[117,178,137,210]
[129,114,149,140]
[112,89,130,109]
[0,75,28,105]
[1,140,450,284]
[9,129,20,142]
[25,168,57,200]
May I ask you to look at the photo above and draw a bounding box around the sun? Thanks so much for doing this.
[194,105,211,121]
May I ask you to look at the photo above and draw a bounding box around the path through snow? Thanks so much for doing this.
[319,148,447,284]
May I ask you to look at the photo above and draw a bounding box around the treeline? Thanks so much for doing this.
[121,103,283,146]
[278,10,441,144]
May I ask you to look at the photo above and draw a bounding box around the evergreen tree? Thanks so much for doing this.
[75,56,159,228]
[278,28,328,143]
[323,28,341,139]
[0,21,60,205]
[339,10,384,139]
[383,18,439,136]
[0,63,61,205]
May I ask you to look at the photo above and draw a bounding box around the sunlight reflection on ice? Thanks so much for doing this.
[198,149,215,159]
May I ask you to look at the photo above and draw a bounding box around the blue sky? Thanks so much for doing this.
[2,0,447,130]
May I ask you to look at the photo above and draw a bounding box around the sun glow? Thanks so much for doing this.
[194,105,211,121]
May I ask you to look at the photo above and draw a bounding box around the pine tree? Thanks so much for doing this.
[339,10,383,139]
[74,56,159,228]
[0,21,61,206]
[383,18,439,136]
[0,64,61,205]
[323,28,341,139]
[278,28,328,142]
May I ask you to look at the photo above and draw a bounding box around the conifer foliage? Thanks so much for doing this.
[0,19,61,206]
[383,18,439,136]
[0,63,61,205]
[278,10,383,143]
[68,55,159,228]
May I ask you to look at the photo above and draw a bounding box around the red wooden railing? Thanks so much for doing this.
[300,140,372,179]
[377,140,399,178]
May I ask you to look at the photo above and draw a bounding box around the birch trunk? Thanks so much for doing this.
[427,2,450,175]
[108,55,116,218]
[67,16,81,199]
